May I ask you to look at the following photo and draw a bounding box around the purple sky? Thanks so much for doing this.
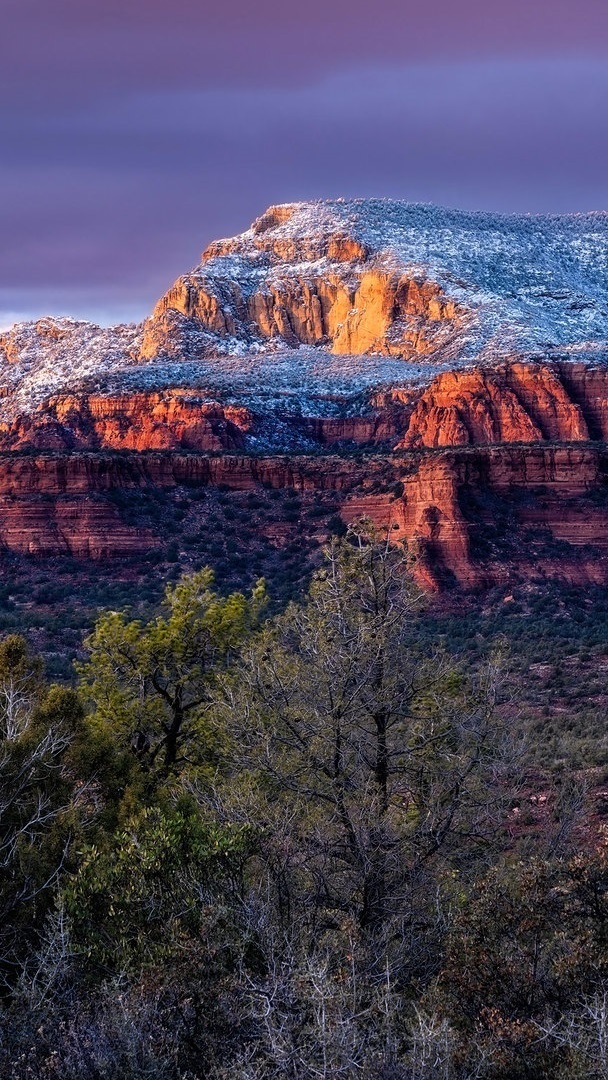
[2,0,608,327]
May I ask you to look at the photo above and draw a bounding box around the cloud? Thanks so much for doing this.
[1,56,607,326]
[4,0,608,112]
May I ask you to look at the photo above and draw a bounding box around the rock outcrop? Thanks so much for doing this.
[0,392,253,452]
[396,364,595,449]
[141,266,465,361]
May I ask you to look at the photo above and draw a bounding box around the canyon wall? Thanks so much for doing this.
[141,266,467,361]
[0,360,606,590]
[0,440,605,590]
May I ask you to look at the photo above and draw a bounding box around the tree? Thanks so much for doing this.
[0,637,84,989]
[78,569,267,791]
[216,533,512,990]
[435,849,608,1079]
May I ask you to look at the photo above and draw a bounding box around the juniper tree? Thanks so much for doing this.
[79,569,267,788]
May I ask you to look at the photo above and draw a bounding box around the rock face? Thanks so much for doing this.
[0,441,605,590]
[2,199,608,590]
[0,392,253,452]
[396,363,600,449]
[139,201,608,364]
[142,265,464,361]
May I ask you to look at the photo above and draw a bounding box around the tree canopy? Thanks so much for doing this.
[78,569,267,789]
[0,547,604,1079]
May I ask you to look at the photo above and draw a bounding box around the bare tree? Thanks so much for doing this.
[534,991,608,1079]
[193,531,517,1080]
[226,535,510,940]
[0,640,79,988]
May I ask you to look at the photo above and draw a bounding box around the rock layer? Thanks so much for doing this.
[0,439,605,590]
[0,392,253,453]
[1,361,606,457]
[0,360,605,589]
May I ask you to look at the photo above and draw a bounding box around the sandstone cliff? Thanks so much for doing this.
[139,201,608,366]
[0,357,606,592]
[395,363,603,449]
[0,392,253,453]
[1,360,604,457]
[0,440,605,591]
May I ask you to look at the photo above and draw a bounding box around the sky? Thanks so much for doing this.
[2,0,608,328]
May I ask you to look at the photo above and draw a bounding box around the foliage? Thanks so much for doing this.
[0,637,84,989]
[78,568,267,793]
[435,850,608,1078]
[216,535,511,977]
[0,551,606,1078]
[64,802,256,975]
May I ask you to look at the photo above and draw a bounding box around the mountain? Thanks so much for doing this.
[142,200,608,364]
[1,199,608,591]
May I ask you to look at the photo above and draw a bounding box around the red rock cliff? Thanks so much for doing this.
[0,361,606,591]
[0,392,254,453]
[396,364,597,449]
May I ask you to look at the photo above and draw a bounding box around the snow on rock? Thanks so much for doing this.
[3,201,608,422]
[0,318,141,418]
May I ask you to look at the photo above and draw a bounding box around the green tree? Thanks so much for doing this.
[78,569,267,791]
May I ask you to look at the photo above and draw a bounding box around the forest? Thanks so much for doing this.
[0,528,606,1079]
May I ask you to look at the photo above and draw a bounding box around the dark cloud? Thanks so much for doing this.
[5,0,608,104]
[2,2,608,325]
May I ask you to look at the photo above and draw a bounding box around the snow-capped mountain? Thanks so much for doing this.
[2,200,608,421]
